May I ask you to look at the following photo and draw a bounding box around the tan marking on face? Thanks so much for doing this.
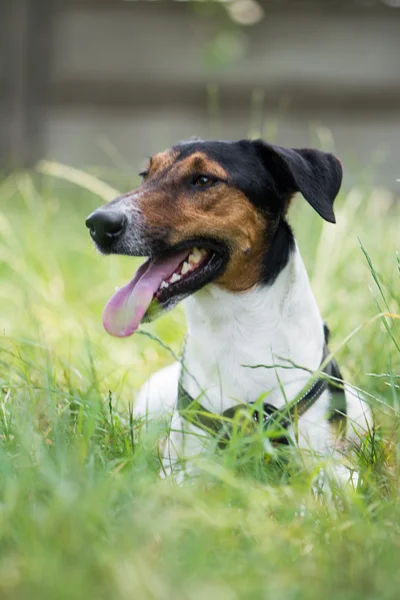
[147,149,179,178]
[137,151,270,292]
[177,152,230,180]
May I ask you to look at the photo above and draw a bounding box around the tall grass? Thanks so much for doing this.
[0,169,399,599]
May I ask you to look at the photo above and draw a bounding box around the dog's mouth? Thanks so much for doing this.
[102,243,227,337]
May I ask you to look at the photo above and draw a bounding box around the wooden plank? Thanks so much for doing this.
[0,1,10,167]
[54,0,392,12]
[49,3,400,93]
[48,80,400,113]
[26,0,54,166]
[2,0,53,168]
[6,0,30,167]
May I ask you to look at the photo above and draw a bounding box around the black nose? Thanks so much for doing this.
[85,209,127,243]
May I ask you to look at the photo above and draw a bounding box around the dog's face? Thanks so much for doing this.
[86,139,342,337]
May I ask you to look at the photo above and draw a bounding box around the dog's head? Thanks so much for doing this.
[86,139,342,337]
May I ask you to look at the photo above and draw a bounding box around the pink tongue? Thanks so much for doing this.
[102,250,190,337]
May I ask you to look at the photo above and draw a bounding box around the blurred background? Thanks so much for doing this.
[1,0,400,190]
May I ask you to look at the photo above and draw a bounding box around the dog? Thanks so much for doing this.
[86,138,371,481]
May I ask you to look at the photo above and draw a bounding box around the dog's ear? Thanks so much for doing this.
[253,140,342,223]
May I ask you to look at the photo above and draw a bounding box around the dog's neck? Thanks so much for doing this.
[182,243,325,413]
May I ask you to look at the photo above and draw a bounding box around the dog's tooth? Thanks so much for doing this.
[160,281,169,289]
[170,273,181,284]
[189,247,202,264]
[181,261,191,275]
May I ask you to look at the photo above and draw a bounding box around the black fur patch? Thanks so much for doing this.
[261,219,295,286]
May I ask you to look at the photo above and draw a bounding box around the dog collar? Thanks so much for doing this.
[177,327,347,447]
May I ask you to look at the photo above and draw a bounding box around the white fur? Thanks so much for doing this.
[135,244,371,479]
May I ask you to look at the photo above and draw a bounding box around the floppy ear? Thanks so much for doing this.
[253,141,343,223]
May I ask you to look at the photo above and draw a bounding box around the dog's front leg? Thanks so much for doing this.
[159,411,186,481]
[161,411,209,482]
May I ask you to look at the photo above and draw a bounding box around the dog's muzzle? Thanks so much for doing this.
[85,194,153,257]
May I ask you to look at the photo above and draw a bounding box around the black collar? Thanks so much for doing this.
[177,326,347,448]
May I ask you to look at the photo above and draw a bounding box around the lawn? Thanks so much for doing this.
[0,167,399,600]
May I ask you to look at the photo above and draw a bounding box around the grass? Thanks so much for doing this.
[0,168,399,599]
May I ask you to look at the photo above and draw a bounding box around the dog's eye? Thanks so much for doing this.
[193,175,214,188]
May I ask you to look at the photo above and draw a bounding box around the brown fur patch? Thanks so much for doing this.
[137,151,269,292]
[146,149,178,178]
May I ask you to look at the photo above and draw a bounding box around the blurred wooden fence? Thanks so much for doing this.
[1,0,400,188]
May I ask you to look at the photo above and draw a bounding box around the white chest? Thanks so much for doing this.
[182,248,325,413]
